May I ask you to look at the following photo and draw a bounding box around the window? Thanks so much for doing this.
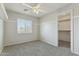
[17,19,32,33]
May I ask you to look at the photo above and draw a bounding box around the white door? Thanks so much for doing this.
[0,19,3,53]
[74,16,79,55]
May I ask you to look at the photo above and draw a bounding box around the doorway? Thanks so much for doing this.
[58,13,71,48]
[0,19,4,53]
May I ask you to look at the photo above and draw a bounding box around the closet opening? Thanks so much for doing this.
[58,13,71,48]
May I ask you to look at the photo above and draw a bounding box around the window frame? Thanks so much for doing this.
[17,18,32,34]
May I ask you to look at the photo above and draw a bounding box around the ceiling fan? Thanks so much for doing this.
[22,3,45,14]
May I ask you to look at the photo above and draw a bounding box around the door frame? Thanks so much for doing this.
[0,18,4,53]
[57,9,74,52]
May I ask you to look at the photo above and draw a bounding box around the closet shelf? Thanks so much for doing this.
[58,19,70,22]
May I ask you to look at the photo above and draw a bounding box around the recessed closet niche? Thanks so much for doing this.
[58,13,71,48]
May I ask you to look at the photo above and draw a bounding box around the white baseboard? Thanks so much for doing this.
[74,51,79,55]
[4,39,38,46]
[0,48,3,54]
[41,39,58,47]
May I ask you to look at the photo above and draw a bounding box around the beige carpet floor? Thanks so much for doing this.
[0,40,78,56]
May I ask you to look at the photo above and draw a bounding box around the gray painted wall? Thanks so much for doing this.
[4,10,39,46]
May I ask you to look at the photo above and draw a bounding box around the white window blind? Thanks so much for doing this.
[17,19,32,33]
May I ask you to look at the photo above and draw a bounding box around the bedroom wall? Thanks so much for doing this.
[4,10,39,46]
[40,12,58,46]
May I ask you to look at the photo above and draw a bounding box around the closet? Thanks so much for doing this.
[58,13,71,48]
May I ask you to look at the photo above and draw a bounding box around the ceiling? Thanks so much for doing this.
[4,3,69,18]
